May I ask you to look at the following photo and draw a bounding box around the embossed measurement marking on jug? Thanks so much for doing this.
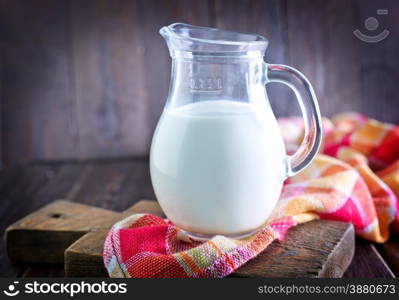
[189,76,222,94]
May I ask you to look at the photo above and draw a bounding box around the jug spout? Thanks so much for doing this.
[160,23,268,55]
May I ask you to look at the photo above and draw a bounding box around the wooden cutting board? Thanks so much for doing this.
[5,200,355,277]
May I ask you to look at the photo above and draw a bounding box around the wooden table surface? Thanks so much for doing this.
[0,159,397,278]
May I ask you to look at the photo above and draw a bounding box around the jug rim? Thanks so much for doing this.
[160,23,268,53]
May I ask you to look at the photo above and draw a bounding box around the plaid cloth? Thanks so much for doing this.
[104,112,399,278]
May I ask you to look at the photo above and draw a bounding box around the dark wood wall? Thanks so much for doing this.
[1,0,398,167]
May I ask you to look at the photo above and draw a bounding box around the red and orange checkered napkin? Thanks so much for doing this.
[104,113,399,278]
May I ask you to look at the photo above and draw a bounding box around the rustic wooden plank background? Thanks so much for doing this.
[1,0,398,166]
[0,161,396,277]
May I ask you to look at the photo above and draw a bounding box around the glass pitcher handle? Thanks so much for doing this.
[264,63,322,177]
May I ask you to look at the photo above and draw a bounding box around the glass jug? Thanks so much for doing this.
[150,23,322,240]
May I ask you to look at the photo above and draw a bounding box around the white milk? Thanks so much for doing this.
[150,100,287,236]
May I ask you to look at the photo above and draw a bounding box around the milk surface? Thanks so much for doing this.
[150,100,287,236]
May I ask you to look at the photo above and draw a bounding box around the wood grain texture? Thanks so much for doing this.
[4,200,158,264]
[353,0,399,123]
[65,200,163,277]
[379,240,399,277]
[0,0,78,165]
[65,200,355,278]
[1,0,399,166]
[66,160,155,210]
[233,221,355,278]
[5,198,355,278]
[68,0,150,159]
[0,160,154,275]
[5,200,120,264]
[0,164,59,276]
[343,238,395,278]
[0,161,395,278]
[286,0,362,118]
